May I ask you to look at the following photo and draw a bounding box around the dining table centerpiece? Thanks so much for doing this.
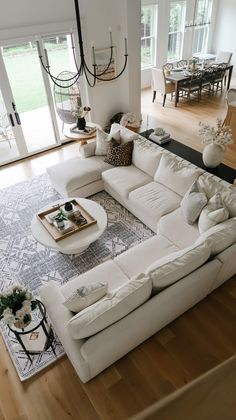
[199,119,233,168]
[0,285,37,329]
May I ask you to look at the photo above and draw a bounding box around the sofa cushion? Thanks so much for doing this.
[61,260,129,300]
[146,242,211,292]
[104,140,134,166]
[195,217,236,256]
[221,189,236,217]
[79,140,96,158]
[129,181,181,224]
[198,173,230,199]
[115,235,179,278]
[67,274,152,339]
[63,282,108,313]
[102,165,152,198]
[132,140,162,177]
[157,208,200,249]
[95,129,111,156]
[47,156,112,196]
[181,180,208,225]
[198,193,229,233]
[154,154,201,196]
[110,123,139,143]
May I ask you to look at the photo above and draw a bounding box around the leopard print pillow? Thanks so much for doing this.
[104,140,134,166]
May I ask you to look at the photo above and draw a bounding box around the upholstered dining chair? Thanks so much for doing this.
[151,68,175,107]
[215,51,233,65]
[226,88,236,106]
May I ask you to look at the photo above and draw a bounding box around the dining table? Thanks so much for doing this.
[165,64,234,107]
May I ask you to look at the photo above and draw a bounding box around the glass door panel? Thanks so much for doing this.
[0,88,20,164]
[2,42,57,153]
[42,34,80,139]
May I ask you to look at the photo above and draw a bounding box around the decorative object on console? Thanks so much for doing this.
[0,285,37,329]
[63,282,108,313]
[104,139,134,166]
[149,127,171,145]
[199,119,233,168]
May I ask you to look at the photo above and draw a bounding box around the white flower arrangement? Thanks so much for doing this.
[199,119,233,151]
[0,285,37,329]
[72,106,91,119]
[120,112,141,128]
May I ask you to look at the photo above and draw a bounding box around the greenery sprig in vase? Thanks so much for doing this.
[0,285,37,329]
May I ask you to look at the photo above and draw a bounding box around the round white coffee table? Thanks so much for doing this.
[31,198,107,255]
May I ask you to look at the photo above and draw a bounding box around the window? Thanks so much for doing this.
[141,5,157,68]
[168,1,186,61]
[192,0,213,54]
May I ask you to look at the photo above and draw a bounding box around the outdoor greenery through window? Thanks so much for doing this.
[141,4,157,68]
[192,0,213,54]
[168,1,186,61]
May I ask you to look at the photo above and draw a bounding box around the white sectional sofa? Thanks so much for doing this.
[40,124,236,383]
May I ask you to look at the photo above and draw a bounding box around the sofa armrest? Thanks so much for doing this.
[39,281,91,382]
[79,140,96,158]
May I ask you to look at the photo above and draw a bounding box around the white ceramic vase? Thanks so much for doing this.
[202,143,225,168]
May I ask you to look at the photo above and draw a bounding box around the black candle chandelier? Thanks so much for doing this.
[38,0,128,88]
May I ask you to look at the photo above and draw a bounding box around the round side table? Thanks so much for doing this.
[8,300,56,363]
[64,122,101,145]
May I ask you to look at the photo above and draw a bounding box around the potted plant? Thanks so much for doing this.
[0,285,37,329]
[199,119,233,168]
[72,105,91,130]
[55,209,67,228]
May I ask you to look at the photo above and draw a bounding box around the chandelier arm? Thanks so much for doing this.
[49,72,81,89]
[83,67,97,88]
[91,55,128,82]
[39,55,81,82]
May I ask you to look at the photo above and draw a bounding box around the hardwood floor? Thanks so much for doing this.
[0,83,236,420]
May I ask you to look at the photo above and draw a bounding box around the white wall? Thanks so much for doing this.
[212,0,236,68]
[0,0,141,128]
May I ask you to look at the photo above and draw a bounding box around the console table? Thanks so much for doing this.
[140,130,236,184]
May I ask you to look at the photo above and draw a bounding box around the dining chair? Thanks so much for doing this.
[201,67,215,96]
[151,68,175,107]
[162,63,174,74]
[176,60,187,68]
[215,51,233,65]
[226,88,236,106]
[211,63,227,94]
[181,70,203,103]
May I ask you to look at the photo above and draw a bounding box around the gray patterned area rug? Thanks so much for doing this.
[0,173,154,381]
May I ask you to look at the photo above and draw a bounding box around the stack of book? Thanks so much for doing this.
[149,131,171,145]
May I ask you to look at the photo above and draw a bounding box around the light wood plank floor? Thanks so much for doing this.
[0,82,236,420]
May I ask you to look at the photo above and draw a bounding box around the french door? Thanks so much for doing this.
[0,38,62,166]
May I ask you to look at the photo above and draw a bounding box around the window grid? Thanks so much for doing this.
[141,4,157,69]
[168,1,186,62]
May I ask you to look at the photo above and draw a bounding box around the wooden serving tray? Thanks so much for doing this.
[37,200,97,242]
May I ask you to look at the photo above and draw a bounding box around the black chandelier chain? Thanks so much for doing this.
[38,0,128,88]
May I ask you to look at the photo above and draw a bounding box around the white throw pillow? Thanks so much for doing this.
[67,274,152,339]
[154,154,201,196]
[198,173,228,199]
[95,129,111,156]
[146,242,211,292]
[198,193,229,233]
[195,217,236,256]
[79,141,96,158]
[110,123,121,142]
[111,123,139,143]
[181,180,208,225]
[221,189,236,217]
[63,282,108,313]
[132,141,162,177]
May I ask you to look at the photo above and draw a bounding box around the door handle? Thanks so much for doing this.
[15,112,21,125]
[9,113,15,127]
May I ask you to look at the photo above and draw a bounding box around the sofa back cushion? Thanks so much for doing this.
[181,180,208,225]
[67,274,152,339]
[195,217,236,256]
[110,123,139,144]
[63,282,108,313]
[154,154,201,196]
[146,242,211,292]
[132,141,162,177]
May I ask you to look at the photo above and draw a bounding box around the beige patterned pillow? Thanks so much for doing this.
[104,140,134,166]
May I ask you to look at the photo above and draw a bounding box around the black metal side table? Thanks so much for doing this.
[8,299,56,363]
